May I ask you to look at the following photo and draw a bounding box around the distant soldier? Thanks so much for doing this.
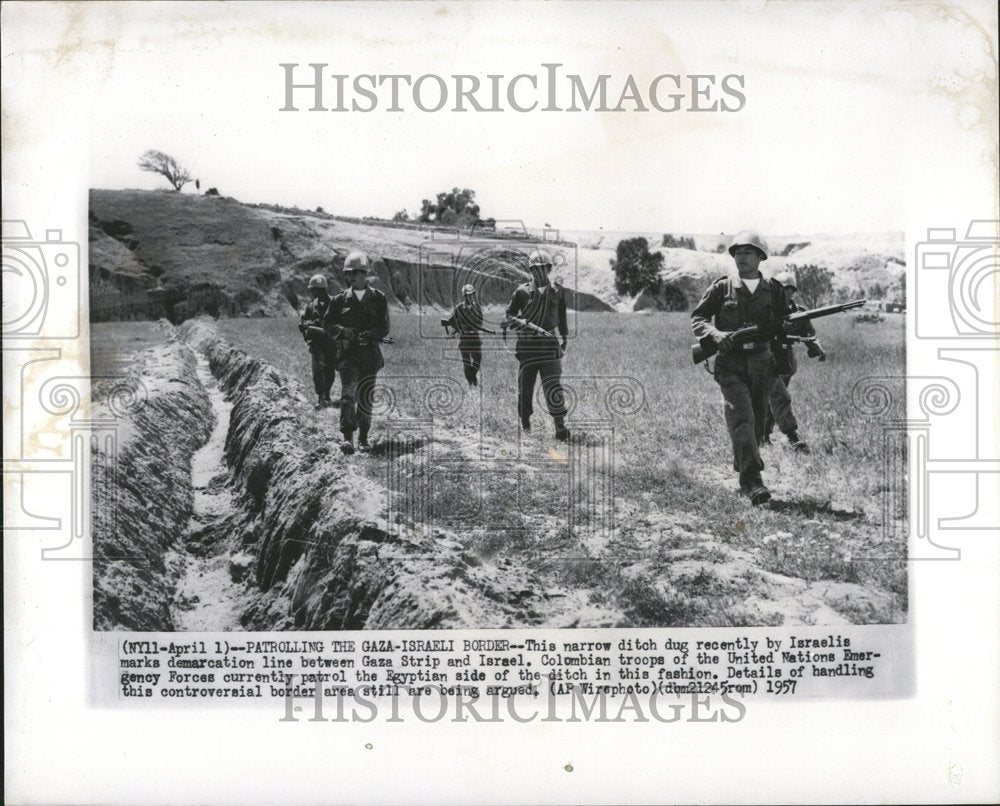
[691,230,793,505]
[504,249,570,441]
[297,274,337,410]
[324,252,390,454]
[442,284,486,387]
[764,270,825,451]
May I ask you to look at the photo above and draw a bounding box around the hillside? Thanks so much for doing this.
[88,189,905,322]
[88,190,614,323]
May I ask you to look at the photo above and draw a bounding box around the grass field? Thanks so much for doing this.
[92,310,908,625]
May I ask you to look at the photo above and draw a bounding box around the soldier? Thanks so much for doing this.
[324,251,390,455]
[691,230,793,505]
[764,270,824,452]
[504,249,570,441]
[297,274,337,409]
[443,284,485,387]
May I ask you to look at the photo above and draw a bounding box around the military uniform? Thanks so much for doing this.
[765,301,815,442]
[691,275,791,492]
[506,280,569,429]
[324,285,390,443]
[444,300,484,386]
[299,295,337,402]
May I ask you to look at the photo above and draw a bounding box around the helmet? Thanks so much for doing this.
[308,274,328,290]
[728,230,769,260]
[528,249,553,269]
[773,270,797,289]
[344,251,370,273]
[461,284,475,296]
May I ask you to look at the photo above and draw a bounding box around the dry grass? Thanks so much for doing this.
[92,310,908,624]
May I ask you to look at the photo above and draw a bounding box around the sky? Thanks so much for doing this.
[4,1,998,235]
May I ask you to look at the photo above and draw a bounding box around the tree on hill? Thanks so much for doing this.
[392,209,410,222]
[789,263,834,308]
[611,237,664,296]
[661,233,696,250]
[137,150,193,192]
[415,187,492,229]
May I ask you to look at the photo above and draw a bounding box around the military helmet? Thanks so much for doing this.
[774,270,797,289]
[344,251,370,273]
[461,283,476,296]
[728,230,769,260]
[528,249,553,269]
[308,274,328,290]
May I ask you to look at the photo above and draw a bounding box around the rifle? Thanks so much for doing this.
[691,299,864,364]
[505,316,557,340]
[441,318,496,336]
[312,324,393,347]
[781,334,826,361]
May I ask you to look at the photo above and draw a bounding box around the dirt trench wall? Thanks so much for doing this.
[92,342,213,629]
[180,320,546,630]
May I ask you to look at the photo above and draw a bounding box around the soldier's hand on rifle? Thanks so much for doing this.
[715,332,734,355]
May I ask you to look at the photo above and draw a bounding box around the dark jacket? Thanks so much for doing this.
[691,275,790,342]
[445,301,485,340]
[299,295,334,349]
[506,281,569,338]
[324,286,390,369]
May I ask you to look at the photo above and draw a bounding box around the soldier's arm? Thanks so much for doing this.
[557,287,569,342]
[323,297,348,338]
[506,287,525,319]
[366,293,390,340]
[691,282,724,340]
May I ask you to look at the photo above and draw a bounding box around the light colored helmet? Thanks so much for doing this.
[728,230,769,260]
[528,249,553,269]
[461,283,475,295]
[773,270,797,289]
[344,251,370,273]
[308,274,328,289]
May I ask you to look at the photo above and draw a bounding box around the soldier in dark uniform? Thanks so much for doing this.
[443,284,485,387]
[298,274,338,409]
[691,230,793,505]
[764,270,823,451]
[504,249,570,442]
[324,251,390,454]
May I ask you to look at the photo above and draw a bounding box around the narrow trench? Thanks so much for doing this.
[170,353,244,630]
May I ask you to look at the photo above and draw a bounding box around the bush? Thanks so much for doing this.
[611,237,664,296]
[661,233,696,250]
[789,263,834,308]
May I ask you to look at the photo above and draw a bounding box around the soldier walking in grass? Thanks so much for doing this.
[325,252,390,455]
[503,249,570,442]
[298,274,338,409]
[442,284,486,387]
[763,270,825,452]
[691,230,793,505]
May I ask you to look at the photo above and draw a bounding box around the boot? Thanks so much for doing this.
[340,432,355,455]
[787,431,810,453]
[553,417,570,442]
[358,430,371,453]
[521,417,531,433]
[315,394,325,411]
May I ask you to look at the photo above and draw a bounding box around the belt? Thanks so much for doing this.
[740,341,769,352]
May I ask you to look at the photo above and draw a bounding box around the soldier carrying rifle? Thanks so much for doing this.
[441,284,493,388]
[298,274,338,410]
[324,251,391,455]
[691,230,864,505]
[763,270,826,452]
[503,249,570,442]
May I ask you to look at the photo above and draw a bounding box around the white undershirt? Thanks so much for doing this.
[352,288,367,301]
[741,277,760,294]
